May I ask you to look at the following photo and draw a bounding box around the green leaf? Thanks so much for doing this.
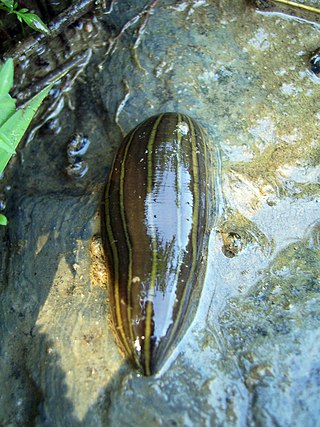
[0,94,16,126]
[0,213,8,226]
[0,0,14,11]
[0,2,49,34]
[19,12,49,35]
[0,130,15,153]
[0,83,53,172]
[0,58,14,95]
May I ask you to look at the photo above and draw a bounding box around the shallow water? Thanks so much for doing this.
[0,0,319,425]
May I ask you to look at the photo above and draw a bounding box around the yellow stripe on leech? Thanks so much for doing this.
[119,130,137,352]
[189,117,201,306]
[105,153,132,357]
[174,114,201,331]
[144,113,164,376]
[171,114,183,302]
[199,126,210,226]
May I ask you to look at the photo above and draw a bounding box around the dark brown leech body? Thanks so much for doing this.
[103,112,213,375]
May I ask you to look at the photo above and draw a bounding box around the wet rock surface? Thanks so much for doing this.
[0,0,319,425]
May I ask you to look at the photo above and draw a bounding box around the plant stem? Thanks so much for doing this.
[2,0,96,61]
[272,0,320,14]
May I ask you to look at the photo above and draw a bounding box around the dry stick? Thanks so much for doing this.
[18,49,93,103]
[23,49,93,146]
[132,0,159,73]
[272,0,320,14]
[104,0,117,15]
[2,0,96,61]
[115,80,131,135]
[133,0,159,49]
[99,0,159,68]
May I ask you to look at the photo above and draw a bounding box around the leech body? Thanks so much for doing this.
[103,112,214,375]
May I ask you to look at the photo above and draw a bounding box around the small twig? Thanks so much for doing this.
[133,0,159,50]
[17,49,92,103]
[99,0,159,70]
[22,49,92,146]
[115,80,131,136]
[131,0,159,73]
[105,13,141,57]
[2,0,96,61]
[265,0,320,15]
[104,0,117,15]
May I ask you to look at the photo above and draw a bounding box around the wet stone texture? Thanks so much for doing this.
[0,0,320,426]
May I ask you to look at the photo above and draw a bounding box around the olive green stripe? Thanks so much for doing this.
[144,113,164,376]
[159,114,202,362]
[105,152,132,357]
[176,114,183,277]
[199,126,210,225]
[172,114,183,307]
[177,114,200,325]
[119,130,137,355]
